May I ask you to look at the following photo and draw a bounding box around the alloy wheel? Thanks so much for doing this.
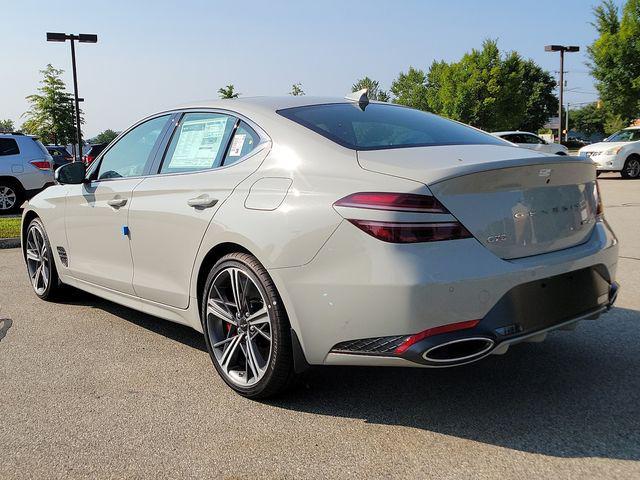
[626,158,640,178]
[26,224,50,295]
[206,267,272,387]
[0,186,17,211]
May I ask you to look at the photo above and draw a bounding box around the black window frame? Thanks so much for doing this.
[277,102,504,151]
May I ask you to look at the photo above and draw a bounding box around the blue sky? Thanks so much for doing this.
[1,0,607,137]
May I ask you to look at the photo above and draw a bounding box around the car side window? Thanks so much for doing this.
[525,134,544,144]
[223,121,260,166]
[0,139,20,156]
[159,113,236,174]
[96,115,170,180]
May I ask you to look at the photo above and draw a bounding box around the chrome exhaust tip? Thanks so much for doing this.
[422,337,494,365]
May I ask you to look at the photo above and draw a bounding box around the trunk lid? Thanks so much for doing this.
[357,145,598,259]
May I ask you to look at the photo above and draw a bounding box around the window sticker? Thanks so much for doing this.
[168,117,229,168]
[228,134,246,157]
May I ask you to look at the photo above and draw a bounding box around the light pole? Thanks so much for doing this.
[545,45,579,143]
[46,32,97,161]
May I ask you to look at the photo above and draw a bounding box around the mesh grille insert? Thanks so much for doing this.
[331,335,409,356]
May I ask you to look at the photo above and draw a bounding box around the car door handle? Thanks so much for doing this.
[187,195,218,209]
[107,197,128,208]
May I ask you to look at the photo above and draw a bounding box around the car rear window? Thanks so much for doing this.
[0,138,20,156]
[277,103,504,150]
[32,139,51,157]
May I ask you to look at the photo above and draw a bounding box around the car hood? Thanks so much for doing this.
[579,141,630,153]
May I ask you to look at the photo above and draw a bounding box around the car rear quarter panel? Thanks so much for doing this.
[189,123,429,338]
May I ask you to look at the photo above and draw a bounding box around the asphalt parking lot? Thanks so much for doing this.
[0,173,639,479]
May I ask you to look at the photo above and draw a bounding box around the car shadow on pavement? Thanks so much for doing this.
[55,288,640,461]
[272,307,640,461]
[56,288,207,353]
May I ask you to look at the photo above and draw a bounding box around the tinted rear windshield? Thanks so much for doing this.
[277,103,504,150]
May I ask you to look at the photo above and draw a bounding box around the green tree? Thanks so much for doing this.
[0,119,15,133]
[290,83,305,96]
[568,103,608,136]
[588,0,640,122]
[91,129,119,144]
[218,84,240,99]
[21,64,79,145]
[518,59,558,132]
[422,40,556,131]
[389,67,429,110]
[352,76,389,101]
[390,40,556,131]
[604,113,628,135]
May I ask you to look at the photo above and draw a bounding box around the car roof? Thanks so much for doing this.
[0,133,38,140]
[168,96,380,117]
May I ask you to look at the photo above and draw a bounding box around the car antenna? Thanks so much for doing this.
[345,88,369,110]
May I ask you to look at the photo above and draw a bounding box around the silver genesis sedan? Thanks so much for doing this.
[22,93,619,398]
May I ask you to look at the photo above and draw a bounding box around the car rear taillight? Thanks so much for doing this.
[335,192,449,213]
[394,320,480,355]
[595,180,604,218]
[30,160,52,171]
[334,192,473,243]
[347,220,472,243]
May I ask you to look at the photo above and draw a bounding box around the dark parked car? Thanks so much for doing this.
[46,146,73,169]
[82,143,108,165]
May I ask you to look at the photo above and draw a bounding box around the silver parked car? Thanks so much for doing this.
[21,94,619,398]
[0,133,54,212]
[492,131,569,155]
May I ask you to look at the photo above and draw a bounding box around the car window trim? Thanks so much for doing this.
[155,113,236,175]
[147,108,270,176]
[219,119,241,166]
[86,113,175,184]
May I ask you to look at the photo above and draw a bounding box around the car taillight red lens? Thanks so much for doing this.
[595,180,604,217]
[335,192,473,243]
[348,220,472,243]
[30,160,51,171]
[395,320,480,355]
[335,192,450,213]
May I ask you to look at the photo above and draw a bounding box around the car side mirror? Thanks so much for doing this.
[55,161,87,185]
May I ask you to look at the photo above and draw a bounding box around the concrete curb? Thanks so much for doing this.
[0,238,20,249]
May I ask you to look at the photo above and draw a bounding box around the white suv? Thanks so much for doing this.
[578,127,640,179]
[493,131,569,155]
[0,133,54,212]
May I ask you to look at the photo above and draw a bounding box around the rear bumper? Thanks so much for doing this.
[398,272,618,367]
[270,218,619,365]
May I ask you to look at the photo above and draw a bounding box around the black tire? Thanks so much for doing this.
[0,179,24,213]
[24,217,65,301]
[201,252,294,399]
[621,156,640,179]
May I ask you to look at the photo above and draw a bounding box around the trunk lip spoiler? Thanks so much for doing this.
[426,155,594,186]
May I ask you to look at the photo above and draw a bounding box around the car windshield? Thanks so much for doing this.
[277,103,504,150]
[605,129,640,142]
